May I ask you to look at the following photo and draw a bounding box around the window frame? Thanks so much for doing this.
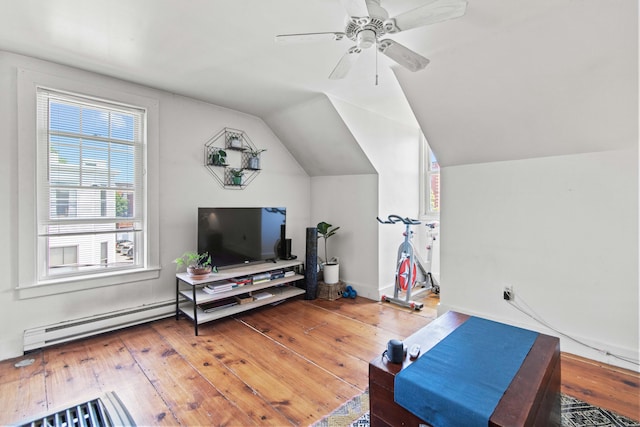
[419,134,441,220]
[17,68,160,298]
[37,87,146,281]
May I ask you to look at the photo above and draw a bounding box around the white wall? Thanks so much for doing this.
[439,148,639,371]
[329,97,422,297]
[310,175,378,299]
[0,51,310,361]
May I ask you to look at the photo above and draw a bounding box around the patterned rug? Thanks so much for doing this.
[312,390,639,427]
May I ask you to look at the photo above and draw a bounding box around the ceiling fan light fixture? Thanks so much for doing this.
[356,29,376,49]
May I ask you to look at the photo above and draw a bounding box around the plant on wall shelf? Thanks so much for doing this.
[230,168,244,185]
[245,148,266,157]
[227,135,243,149]
[245,148,266,170]
[210,148,227,166]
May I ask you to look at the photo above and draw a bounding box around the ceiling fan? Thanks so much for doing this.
[275,0,468,79]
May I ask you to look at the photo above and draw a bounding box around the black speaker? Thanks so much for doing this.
[284,238,292,259]
[279,224,287,259]
[304,227,318,300]
[387,339,404,364]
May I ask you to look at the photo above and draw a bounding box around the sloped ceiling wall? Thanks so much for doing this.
[393,1,637,167]
[265,94,377,176]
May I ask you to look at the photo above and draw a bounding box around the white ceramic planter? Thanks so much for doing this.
[248,156,260,169]
[229,137,242,149]
[323,263,339,284]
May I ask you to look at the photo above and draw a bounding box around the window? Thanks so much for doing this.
[427,148,440,214]
[36,88,146,281]
[421,135,440,217]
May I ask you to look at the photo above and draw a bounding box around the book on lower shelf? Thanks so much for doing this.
[253,291,273,301]
[200,298,238,312]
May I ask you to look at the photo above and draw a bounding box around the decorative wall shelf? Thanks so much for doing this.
[204,127,263,189]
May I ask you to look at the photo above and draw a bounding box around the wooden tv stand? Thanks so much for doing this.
[176,259,304,335]
[369,311,561,427]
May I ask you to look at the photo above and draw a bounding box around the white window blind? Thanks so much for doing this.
[36,87,146,280]
[427,148,440,214]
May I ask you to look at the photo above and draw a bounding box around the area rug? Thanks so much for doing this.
[313,391,369,427]
[312,390,639,427]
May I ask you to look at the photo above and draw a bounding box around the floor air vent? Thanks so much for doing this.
[17,392,135,427]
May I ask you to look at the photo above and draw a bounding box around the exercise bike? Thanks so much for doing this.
[377,215,440,311]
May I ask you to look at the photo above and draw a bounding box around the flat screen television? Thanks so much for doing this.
[197,207,286,269]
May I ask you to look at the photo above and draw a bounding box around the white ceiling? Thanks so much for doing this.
[0,0,637,168]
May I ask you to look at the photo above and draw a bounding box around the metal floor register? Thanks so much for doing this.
[17,392,135,427]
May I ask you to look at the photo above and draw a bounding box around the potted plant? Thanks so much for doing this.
[209,148,227,166]
[229,168,244,185]
[174,251,217,279]
[317,221,340,284]
[245,148,266,170]
[227,135,243,149]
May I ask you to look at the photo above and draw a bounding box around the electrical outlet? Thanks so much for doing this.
[503,286,513,301]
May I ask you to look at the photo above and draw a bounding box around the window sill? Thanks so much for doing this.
[17,266,162,299]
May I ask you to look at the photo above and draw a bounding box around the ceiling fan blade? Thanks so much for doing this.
[275,32,346,43]
[340,0,369,17]
[387,0,467,33]
[378,39,429,72]
[329,46,362,79]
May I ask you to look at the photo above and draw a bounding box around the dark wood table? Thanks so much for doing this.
[369,311,561,427]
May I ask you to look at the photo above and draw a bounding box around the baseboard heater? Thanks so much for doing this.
[24,300,175,352]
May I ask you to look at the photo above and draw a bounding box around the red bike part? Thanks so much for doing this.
[398,258,417,291]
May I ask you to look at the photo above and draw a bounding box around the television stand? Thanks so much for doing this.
[175,259,304,335]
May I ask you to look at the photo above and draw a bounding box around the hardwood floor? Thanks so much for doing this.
[0,293,637,426]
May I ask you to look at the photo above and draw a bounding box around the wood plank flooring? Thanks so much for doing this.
[0,293,637,426]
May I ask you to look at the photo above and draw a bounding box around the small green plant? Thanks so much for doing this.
[229,168,244,185]
[210,149,227,166]
[173,251,213,271]
[230,168,244,177]
[245,148,267,157]
[317,221,339,264]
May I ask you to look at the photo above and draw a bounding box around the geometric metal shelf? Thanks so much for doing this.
[204,127,262,189]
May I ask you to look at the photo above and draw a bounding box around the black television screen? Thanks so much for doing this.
[197,207,286,269]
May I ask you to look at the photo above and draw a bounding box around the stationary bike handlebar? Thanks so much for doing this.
[377,215,421,225]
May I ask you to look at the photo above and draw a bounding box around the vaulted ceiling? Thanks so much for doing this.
[0,0,636,172]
